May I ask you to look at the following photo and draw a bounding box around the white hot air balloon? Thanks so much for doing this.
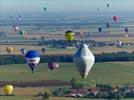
[73,43,95,83]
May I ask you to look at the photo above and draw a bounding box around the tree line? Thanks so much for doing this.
[0,51,133,65]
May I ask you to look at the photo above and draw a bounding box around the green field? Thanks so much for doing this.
[0,62,134,100]
[0,62,134,85]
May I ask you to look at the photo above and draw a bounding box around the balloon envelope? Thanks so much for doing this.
[41,48,46,53]
[48,60,59,70]
[20,48,27,54]
[6,47,13,54]
[65,31,75,42]
[3,85,13,95]
[125,27,128,33]
[18,30,25,36]
[13,25,19,31]
[25,50,40,72]
[106,22,110,28]
[107,4,109,7]
[44,7,47,11]
[98,27,102,32]
[113,16,119,22]
[73,44,95,79]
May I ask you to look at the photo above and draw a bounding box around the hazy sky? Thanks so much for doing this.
[1,0,134,14]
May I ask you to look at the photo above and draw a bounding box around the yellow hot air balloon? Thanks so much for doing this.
[3,84,13,95]
[6,47,13,54]
[65,31,75,42]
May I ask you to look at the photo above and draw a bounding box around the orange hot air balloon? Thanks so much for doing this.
[6,47,13,54]
[79,31,84,38]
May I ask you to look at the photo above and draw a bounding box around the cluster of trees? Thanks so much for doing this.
[0,51,133,65]
[35,91,50,100]
[94,84,125,100]
[52,88,71,96]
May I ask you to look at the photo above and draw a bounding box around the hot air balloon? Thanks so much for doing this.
[6,47,13,54]
[106,22,110,28]
[18,14,21,18]
[48,60,59,70]
[65,31,75,42]
[73,43,95,82]
[3,84,13,95]
[20,48,27,55]
[125,27,128,33]
[18,30,25,36]
[41,48,46,53]
[107,4,110,8]
[98,27,102,32]
[43,7,47,12]
[97,8,100,11]
[125,34,128,37]
[25,50,40,73]
[17,17,21,21]
[79,31,84,38]
[13,25,19,31]
[113,16,119,22]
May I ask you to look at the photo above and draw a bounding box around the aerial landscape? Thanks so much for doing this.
[0,0,134,100]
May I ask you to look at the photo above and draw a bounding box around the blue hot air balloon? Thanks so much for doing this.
[25,50,40,73]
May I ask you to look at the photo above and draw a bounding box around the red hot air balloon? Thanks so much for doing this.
[113,16,119,22]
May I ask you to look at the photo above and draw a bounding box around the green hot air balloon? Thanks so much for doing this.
[18,30,25,36]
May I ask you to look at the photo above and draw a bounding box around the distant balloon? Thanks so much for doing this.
[97,8,100,11]
[79,31,84,38]
[13,25,19,31]
[125,34,128,37]
[125,27,128,33]
[113,16,119,22]
[106,22,110,28]
[25,50,40,73]
[73,43,95,80]
[6,47,13,54]
[18,14,21,18]
[41,48,46,53]
[48,60,59,70]
[107,4,110,7]
[20,48,27,55]
[18,30,25,36]
[43,7,47,11]
[98,27,102,32]
[17,17,21,21]
[3,84,13,95]
[88,32,92,37]
[65,31,75,42]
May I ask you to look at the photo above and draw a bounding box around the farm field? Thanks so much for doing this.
[94,37,134,43]
[0,62,134,99]
[0,45,134,55]
[0,62,134,85]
